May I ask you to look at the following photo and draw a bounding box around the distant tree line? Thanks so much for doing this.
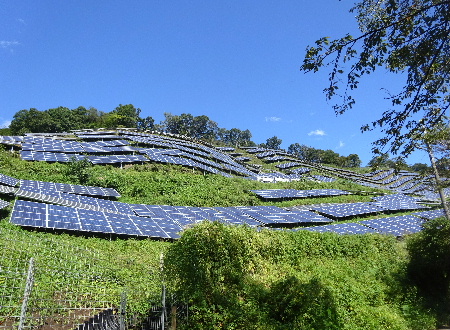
[287,143,361,168]
[9,104,363,167]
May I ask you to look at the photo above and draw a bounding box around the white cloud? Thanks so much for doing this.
[338,141,345,148]
[265,116,281,122]
[0,120,11,128]
[0,40,20,49]
[308,129,326,136]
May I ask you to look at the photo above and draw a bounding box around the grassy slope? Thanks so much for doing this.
[0,149,440,329]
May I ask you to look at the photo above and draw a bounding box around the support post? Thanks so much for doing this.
[18,258,35,330]
[427,143,450,220]
[160,253,166,330]
[119,290,127,330]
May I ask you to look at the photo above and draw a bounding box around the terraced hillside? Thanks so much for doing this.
[0,129,448,329]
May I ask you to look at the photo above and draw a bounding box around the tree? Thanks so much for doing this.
[137,116,155,131]
[417,126,450,220]
[10,108,53,134]
[288,143,322,163]
[219,128,254,147]
[301,0,450,158]
[47,106,74,132]
[265,136,282,150]
[161,113,219,141]
[103,104,141,128]
[345,153,362,168]
[410,162,429,172]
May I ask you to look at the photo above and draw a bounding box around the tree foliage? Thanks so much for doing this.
[161,113,219,142]
[217,128,254,147]
[263,135,283,150]
[301,0,450,157]
[9,104,153,134]
[288,143,362,167]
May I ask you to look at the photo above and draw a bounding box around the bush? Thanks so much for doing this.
[165,222,436,330]
[407,217,450,322]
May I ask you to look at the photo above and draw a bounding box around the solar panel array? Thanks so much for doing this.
[5,176,446,239]
[0,184,17,194]
[275,162,302,169]
[20,151,88,162]
[296,222,378,235]
[15,189,133,214]
[251,189,350,200]
[310,202,386,219]
[0,173,19,186]
[298,214,428,237]
[309,175,336,183]
[412,209,445,220]
[10,200,181,239]
[0,135,24,145]
[360,215,425,236]
[87,154,149,165]
[371,193,428,212]
[19,179,121,197]
[0,199,10,210]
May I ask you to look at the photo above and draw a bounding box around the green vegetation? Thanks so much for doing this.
[301,0,450,158]
[165,221,436,329]
[1,147,449,328]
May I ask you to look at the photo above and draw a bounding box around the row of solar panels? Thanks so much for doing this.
[251,188,350,200]
[9,199,444,239]
[0,173,121,197]
[296,209,445,236]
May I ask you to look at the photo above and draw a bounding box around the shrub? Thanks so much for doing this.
[407,217,450,322]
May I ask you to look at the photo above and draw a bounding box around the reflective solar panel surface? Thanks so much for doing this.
[412,209,445,220]
[360,215,425,236]
[0,173,20,187]
[19,179,121,197]
[311,202,385,219]
[297,222,377,235]
[0,199,10,210]
[10,200,182,239]
[0,184,17,194]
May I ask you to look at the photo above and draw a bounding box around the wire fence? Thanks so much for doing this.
[0,227,185,330]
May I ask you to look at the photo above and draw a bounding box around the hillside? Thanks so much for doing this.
[0,130,448,329]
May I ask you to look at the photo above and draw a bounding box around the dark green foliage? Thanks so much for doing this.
[64,158,93,184]
[161,113,219,142]
[288,143,362,167]
[407,217,450,321]
[217,127,254,148]
[264,136,282,150]
[165,222,435,329]
[8,105,154,133]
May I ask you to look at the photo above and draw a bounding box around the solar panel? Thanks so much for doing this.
[283,210,332,223]
[251,189,350,200]
[20,151,88,162]
[16,189,133,215]
[10,199,181,239]
[0,184,17,194]
[412,209,445,220]
[0,199,10,210]
[309,175,336,182]
[87,155,149,164]
[297,222,377,235]
[19,179,121,197]
[372,200,428,212]
[360,215,425,236]
[0,173,19,187]
[311,202,385,219]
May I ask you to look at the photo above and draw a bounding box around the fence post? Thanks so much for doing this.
[160,253,165,330]
[18,257,35,330]
[119,290,127,330]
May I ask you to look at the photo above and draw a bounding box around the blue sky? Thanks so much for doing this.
[0,1,430,166]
